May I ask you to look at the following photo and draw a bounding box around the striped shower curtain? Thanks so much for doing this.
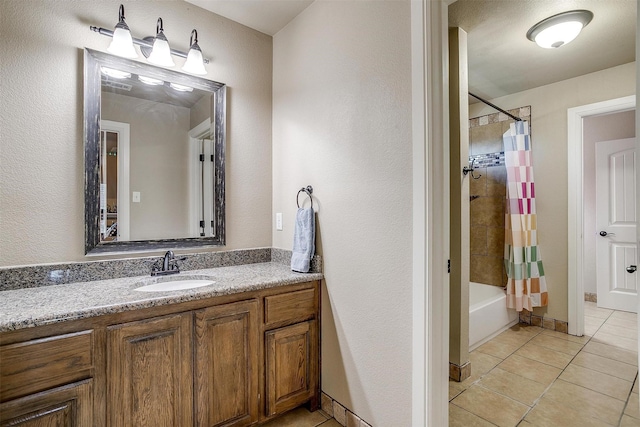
[503,121,548,311]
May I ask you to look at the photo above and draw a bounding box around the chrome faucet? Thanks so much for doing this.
[163,250,175,271]
[151,250,184,276]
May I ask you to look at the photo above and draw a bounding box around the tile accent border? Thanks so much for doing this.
[0,248,322,291]
[449,361,471,382]
[468,105,532,170]
[321,392,372,427]
[518,310,568,334]
[469,106,531,128]
[584,292,597,302]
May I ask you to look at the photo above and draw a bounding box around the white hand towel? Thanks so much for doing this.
[291,207,315,273]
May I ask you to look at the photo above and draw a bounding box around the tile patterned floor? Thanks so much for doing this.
[261,407,339,427]
[449,302,640,427]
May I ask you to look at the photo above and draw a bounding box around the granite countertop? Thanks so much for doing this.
[0,262,323,333]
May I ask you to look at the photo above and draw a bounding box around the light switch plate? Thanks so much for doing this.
[276,213,283,231]
[132,191,141,203]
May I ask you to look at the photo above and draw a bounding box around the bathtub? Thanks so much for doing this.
[469,282,519,351]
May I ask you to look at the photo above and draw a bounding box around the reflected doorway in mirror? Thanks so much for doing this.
[100,120,130,242]
[189,119,216,238]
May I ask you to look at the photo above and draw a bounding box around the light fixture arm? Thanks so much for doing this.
[90,26,210,64]
[156,17,164,37]
[190,29,199,47]
[115,4,128,29]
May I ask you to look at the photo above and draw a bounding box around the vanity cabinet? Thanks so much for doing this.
[194,300,259,427]
[0,280,320,427]
[107,312,194,426]
[263,288,319,417]
[0,330,94,426]
[0,380,93,426]
[265,321,316,416]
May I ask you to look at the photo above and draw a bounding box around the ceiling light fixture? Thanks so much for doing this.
[147,18,175,67]
[182,30,207,75]
[90,5,209,74]
[526,10,593,49]
[107,4,138,59]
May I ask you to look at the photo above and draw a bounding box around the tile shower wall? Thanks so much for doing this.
[469,107,531,287]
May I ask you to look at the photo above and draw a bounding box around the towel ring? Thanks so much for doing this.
[296,185,313,209]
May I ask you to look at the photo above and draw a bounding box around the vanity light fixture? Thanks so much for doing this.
[182,30,207,75]
[526,10,593,49]
[107,5,137,59]
[138,75,164,86]
[169,82,194,92]
[101,67,131,79]
[90,4,209,75]
[147,18,175,67]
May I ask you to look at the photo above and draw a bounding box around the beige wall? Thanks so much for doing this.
[469,62,636,322]
[0,0,272,266]
[273,1,412,425]
[583,110,636,294]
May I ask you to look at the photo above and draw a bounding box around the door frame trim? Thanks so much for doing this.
[411,0,451,425]
[567,95,635,335]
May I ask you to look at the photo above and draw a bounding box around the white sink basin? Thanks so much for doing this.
[134,275,216,292]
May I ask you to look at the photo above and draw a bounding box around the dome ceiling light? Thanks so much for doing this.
[526,10,593,49]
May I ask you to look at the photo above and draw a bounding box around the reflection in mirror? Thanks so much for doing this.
[84,49,226,254]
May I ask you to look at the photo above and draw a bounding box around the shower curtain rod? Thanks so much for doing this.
[469,92,522,122]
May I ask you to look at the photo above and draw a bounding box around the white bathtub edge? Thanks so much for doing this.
[469,318,518,351]
[469,282,519,351]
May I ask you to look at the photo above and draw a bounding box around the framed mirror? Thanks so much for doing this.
[84,49,226,255]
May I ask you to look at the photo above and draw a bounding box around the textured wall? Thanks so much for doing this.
[273,1,413,425]
[0,1,272,266]
[469,62,636,322]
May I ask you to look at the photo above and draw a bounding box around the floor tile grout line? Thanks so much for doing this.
[451,308,639,427]
[476,316,633,426]
[491,326,582,425]
[533,307,638,426]
[617,374,638,427]
[450,401,500,426]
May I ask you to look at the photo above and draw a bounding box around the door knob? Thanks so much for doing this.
[599,231,616,237]
[626,265,637,273]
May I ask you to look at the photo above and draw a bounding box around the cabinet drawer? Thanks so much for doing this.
[264,288,316,326]
[0,330,93,402]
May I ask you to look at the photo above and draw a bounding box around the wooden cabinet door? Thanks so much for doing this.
[265,320,318,417]
[107,313,193,427]
[194,300,259,427]
[0,379,92,426]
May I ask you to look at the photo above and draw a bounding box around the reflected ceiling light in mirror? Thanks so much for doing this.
[182,30,207,75]
[101,67,131,79]
[107,4,138,59]
[138,75,164,85]
[170,83,194,92]
[526,10,593,49]
[147,18,175,67]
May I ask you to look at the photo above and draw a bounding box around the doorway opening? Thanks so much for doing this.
[567,95,636,336]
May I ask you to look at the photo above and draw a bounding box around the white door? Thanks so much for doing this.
[596,137,638,312]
